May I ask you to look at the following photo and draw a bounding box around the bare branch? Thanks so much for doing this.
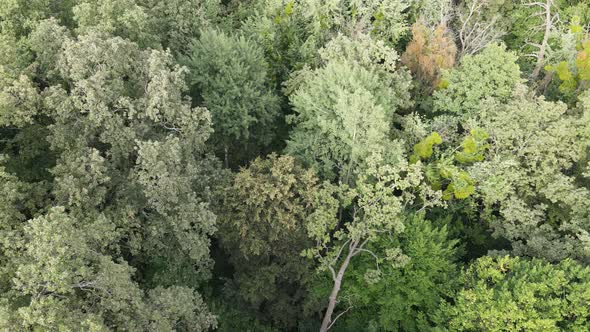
[331,239,351,267]
[327,305,354,331]
[356,248,381,271]
[329,265,337,282]
[457,0,506,57]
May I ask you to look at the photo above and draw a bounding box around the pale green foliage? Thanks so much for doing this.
[434,44,523,116]
[185,28,281,162]
[0,0,75,37]
[0,19,67,126]
[135,138,217,264]
[73,0,220,51]
[437,256,590,331]
[0,22,221,328]
[471,87,590,261]
[0,159,26,293]
[409,0,452,27]
[4,207,217,331]
[0,33,24,74]
[285,56,411,183]
[49,29,218,277]
[73,0,155,47]
[0,72,40,127]
[145,0,220,52]
[318,33,413,93]
[304,152,440,273]
[219,154,319,328]
[301,0,410,45]
[27,18,70,81]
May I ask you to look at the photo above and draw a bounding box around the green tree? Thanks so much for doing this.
[304,153,442,331]
[470,87,590,262]
[433,43,523,117]
[73,0,221,52]
[184,28,282,167]
[2,207,216,331]
[285,56,411,184]
[0,21,221,329]
[301,0,411,46]
[218,154,320,328]
[0,0,75,37]
[237,0,317,85]
[436,255,590,331]
[315,214,459,331]
[234,0,413,82]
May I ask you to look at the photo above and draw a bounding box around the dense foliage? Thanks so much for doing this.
[0,0,589,331]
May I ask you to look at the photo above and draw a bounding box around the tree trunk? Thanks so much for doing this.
[224,145,229,169]
[319,242,357,332]
[537,70,554,94]
[530,0,553,81]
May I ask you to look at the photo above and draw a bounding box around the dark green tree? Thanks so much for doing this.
[312,214,460,332]
[185,28,282,167]
[218,154,319,328]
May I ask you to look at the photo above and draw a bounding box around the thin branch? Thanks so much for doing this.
[356,248,381,272]
[327,306,354,331]
[329,265,337,282]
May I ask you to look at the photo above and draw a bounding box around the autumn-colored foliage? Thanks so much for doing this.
[401,20,457,91]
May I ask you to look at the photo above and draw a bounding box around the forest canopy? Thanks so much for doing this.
[1,0,590,331]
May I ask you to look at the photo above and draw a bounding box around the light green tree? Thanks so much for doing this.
[433,43,523,117]
[0,21,221,329]
[436,255,590,331]
[73,0,221,52]
[0,0,75,37]
[285,52,411,184]
[470,87,590,262]
[2,207,216,331]
[301,0,410,46]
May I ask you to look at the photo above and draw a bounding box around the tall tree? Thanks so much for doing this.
[436,255,590,331]
[73,0,221,52]
[285,50,411,184]
[218,154,319,328]
[184,28,281,167]
[303,153,441,331]
[310,214,459,331]
[471,87,590,262]
[433,43,523,117]
[0,20,222,329]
